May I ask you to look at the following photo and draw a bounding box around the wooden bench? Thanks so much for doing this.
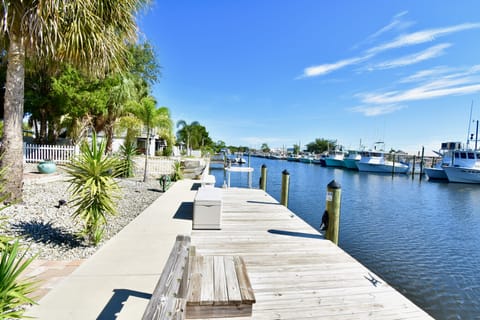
[186,255,255,319]
[142,235,192,320]
[142,235,255,320]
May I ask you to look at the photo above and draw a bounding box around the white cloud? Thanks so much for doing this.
[350,104,406,116]
[372,43,451,70]
[300,21,480,79]
[366,11,412,41]
[300,55,371,78]
[368,23,480,54]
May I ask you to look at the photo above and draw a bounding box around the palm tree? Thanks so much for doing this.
[176,120,200,155]
[0,0,148,201]
[130,96,172,182]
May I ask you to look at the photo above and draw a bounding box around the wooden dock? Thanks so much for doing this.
[190,187,433,320]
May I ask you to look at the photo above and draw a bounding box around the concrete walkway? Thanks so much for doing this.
[26,179,197,320]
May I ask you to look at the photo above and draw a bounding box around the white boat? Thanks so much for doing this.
[424,142,460,180]
[324,151,345,167]
[356,150,409,173]
[443,149,480,183]
[343,150,361,170]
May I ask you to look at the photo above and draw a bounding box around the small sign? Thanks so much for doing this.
[326,191,333,202]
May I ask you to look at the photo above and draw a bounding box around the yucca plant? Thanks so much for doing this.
[0,241,37,319]
[170,161,183,182]
[119,142,137,178]
[66,133,122,246]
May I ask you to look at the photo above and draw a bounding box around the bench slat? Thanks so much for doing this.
[200,256,214,306]
[142,235,191,320]
[223,256,242,304]
[234,256,256,304]
[213,256,229,305]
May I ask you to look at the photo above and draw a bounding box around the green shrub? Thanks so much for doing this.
[119,142,137,178]
[0,241,37,319]
[170,161,183,182]
[66,133,122,246]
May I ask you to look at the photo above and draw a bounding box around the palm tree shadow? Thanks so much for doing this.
[11,220,84,248]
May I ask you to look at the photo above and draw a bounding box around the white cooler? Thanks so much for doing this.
[193,187,222,229]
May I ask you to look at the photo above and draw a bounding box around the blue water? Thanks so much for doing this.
[210,157,480,320]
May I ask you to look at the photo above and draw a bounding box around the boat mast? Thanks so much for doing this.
[467,100,473,149]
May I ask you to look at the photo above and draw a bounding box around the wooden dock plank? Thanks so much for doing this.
[189,187,433,320]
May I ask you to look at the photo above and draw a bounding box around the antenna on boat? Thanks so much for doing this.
[467,100,473,149]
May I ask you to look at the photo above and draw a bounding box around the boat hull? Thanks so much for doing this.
[356,162,409,173]
[325,158,345,167]
[424,167,448,180]
[343,159,359,170]
[444,166,480,183]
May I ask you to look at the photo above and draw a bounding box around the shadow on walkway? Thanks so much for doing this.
[268,229,324,239]
[173,202,193,220]
[96,289,151,320]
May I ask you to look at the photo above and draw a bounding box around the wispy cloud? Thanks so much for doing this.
[350,104,406,116]
[365,11,413,42]
[351,65,480,116]
[350,65,480,116]
[370,43,451,70]
[299,17,480,79]
[367,23,480,55]
[300,55,371,78]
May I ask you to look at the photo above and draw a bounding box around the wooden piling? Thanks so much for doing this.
[391,153,396,176]
[280,170,290,207]
[260,164,267,191]
[411,155,416,180]
[325,180,341,245]
[419,147,425,181]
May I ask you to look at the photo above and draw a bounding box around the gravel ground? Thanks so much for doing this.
[1,168,168,260]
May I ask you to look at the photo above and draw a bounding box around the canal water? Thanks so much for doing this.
[210,156,480,320]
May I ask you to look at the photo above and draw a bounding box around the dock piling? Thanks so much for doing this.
[280,170,290,207]
[260,164,267,191]
[325,180,342,245]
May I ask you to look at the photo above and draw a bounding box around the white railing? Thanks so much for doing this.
[23,143,79,164]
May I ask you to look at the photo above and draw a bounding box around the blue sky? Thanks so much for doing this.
[138,1,480,155]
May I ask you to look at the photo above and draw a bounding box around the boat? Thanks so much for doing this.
[356,143,409,174]
[343,150,361,170]
[299,154,314,164]
[286,154,300,162]
[324,151,345,167]
[424,142,460,180]
[443,149,480,183]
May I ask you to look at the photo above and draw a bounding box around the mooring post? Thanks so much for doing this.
[391,153,396,176]
[325,180,342,245]
[411,155,416,180]
[280,169,290,207]
[260,164,267,191]
[419,146,425,181]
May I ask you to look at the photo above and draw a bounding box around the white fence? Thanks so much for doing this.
[23,143,79,164]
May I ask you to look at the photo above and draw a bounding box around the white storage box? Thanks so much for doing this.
[193,187,222,229]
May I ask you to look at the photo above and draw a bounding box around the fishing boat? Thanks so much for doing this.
[424,142,460,180]
[324,151,346,167]
[443,149,480,183]
[356,142,409,173]
[356,150,409,173]
[299,154,314,164]
[343,150,362,170]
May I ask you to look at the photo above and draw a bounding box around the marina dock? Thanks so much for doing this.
[191,187,433,319]
[27,180,434,319]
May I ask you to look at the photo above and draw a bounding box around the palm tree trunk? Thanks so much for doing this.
[1,30,26,202]
[143,127,150,182]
